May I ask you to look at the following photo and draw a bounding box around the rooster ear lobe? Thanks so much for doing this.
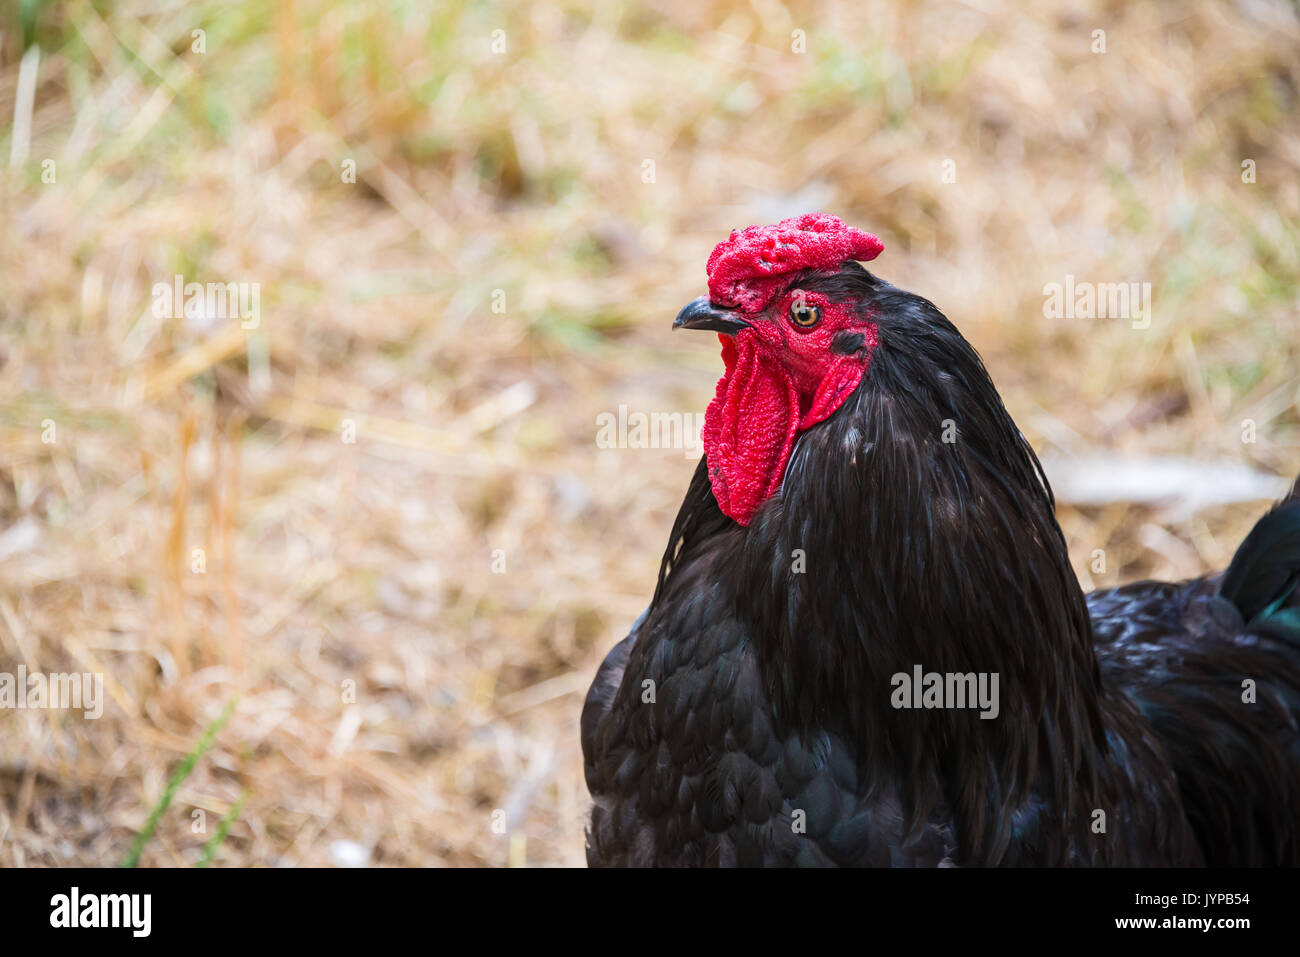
[801,354,868,431]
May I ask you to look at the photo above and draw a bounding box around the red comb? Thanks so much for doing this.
[705,213,883,311]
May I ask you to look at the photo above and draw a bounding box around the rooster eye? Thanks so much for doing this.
[789,301,821,328]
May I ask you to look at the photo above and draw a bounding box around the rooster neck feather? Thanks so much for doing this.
[656,270,1106,859]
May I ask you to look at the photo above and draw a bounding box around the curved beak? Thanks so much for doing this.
[672,297,750,335]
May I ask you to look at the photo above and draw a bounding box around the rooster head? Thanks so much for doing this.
[674,213,885,525]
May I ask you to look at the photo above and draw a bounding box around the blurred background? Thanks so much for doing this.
[0,0,1297,867]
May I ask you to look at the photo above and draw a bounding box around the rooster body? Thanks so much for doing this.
[582,217,1300,866]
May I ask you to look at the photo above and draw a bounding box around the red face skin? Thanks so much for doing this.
[701,283,879,526]
[736,286,879,424]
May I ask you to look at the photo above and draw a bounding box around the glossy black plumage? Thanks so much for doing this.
[582,264,1300,866]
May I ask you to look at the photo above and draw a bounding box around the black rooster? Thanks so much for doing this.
[582,214,1300,866]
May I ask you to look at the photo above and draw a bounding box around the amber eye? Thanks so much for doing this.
[789,301,821,328]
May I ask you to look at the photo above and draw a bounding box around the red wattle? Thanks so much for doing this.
[701,334,801,526]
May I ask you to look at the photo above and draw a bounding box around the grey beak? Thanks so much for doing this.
[672,297,750,335]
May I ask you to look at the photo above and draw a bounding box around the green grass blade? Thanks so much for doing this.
[196,789,249,868]
[119,695,240,868]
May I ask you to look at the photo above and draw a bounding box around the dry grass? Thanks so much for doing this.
[0,0,1297,867]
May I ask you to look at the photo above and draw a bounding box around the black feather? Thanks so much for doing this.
[1220,486,1300,639]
